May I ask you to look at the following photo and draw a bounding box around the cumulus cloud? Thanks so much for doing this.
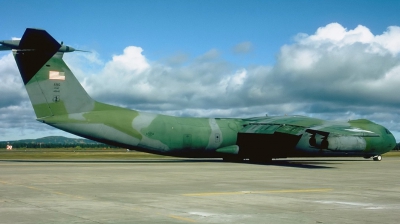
[0,54,27,108]
[0,55,91,140]
[81,23,400,137]
[162,52,189,66]
[2,22,400,140]
[232,41,253,54]
[79,23,400,118]
[275,23,400,109]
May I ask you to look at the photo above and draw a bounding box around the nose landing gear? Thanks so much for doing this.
[372,155,382,161]
[364,155,382,161]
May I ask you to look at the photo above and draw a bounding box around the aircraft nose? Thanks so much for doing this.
[384,128,397,151]
[389,134,396,149]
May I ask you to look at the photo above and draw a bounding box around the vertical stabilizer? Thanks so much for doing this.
[11,28,94,118]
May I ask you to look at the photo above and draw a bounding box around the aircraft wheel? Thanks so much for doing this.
[373,155,382,161]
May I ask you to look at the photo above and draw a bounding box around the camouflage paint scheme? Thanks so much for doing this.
[1,29,396,161]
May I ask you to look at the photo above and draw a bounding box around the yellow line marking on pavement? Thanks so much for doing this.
[183,188,333,196]
[0,180,84,199]
[0,181,196,222]
[0,163,103,166]
[53,191,84,199]
[26,186,41,191]
[0,163,48,166]
[168,215,197,223]
[2,179,192,222]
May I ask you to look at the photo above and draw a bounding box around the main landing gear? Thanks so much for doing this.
[365,155,382,161]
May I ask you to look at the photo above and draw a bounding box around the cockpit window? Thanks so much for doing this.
[385,128,391,134]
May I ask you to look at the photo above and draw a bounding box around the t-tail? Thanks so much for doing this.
[1,28,95,119]
[1,28,173,153]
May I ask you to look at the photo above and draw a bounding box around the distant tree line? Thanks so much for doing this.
[2,138,400,150]
[0,142,118,149]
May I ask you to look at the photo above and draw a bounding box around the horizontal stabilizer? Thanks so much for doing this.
[0,45,11,51]
[0,40,20,51]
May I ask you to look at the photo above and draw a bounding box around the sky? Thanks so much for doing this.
[1,0,400,141]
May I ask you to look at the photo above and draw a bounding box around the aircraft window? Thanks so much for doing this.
[385,129,391,134]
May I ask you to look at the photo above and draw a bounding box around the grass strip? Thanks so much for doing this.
[1,148,399,160]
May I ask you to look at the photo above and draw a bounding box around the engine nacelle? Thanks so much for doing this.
[309,134,366,152]
[325,136,366,152]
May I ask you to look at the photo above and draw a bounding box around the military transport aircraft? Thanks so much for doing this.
[0,28,396,161]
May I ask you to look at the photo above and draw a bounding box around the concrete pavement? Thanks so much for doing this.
[0,158,399,223]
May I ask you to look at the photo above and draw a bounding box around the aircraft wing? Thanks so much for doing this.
[305,126,380,137]
[240,116,380,137]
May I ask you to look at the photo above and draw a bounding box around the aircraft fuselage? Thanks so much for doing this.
[38,102,396,160]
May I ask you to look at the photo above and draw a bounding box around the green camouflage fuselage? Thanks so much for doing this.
[39,102,243,157]
[38,108,396,158]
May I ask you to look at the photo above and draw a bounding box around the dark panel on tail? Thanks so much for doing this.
[14,28,61,84]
